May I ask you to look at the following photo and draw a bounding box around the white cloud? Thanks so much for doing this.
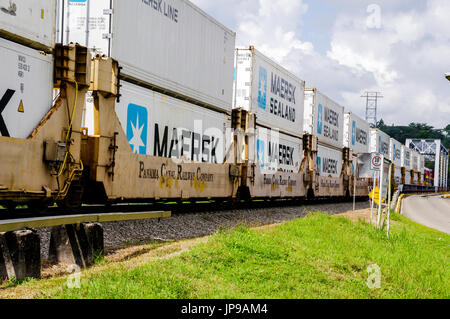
[191,0,450,128]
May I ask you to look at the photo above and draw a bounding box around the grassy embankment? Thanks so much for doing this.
[1,212,448,299]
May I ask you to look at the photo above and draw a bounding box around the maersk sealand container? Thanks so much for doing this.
[57,0,236,113]
[233,46,305,138]
[304,89,344,149]
[0,0,56,51]
[370,128,390,158]
[343,111,371,155]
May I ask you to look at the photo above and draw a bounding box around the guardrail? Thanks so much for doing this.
[0,210,171,281]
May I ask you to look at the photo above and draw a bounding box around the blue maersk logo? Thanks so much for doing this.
[352,121,356,146]
[317,104,323,135]
[317,156,322,175]
[127,103,148,155]
[257,139,265,169]
[258,67,267,110]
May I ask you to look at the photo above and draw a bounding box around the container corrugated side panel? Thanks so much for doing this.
[246,48,305,138]
[390,138,402,167]
[0,38,53,139]
[233,48,252,112]
[317,144,343,178]
[309,89,344,149]
[253,126,303,173]
[394,167,402,185]
[0,0,56,50]
[303,89,315,135]
[56,0,111,56]
[111,0,236,113]
[401,145,412,170]
[370,129,390,157]
[116,81,231,164]
[345,111,371,154]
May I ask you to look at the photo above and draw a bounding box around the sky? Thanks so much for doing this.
[191,0,450,128]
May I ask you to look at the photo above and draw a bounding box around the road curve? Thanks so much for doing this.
[402,194,450,234]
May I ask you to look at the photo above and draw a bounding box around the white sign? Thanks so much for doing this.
[370,153,382,171]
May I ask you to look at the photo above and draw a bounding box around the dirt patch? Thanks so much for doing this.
[334,207,397,227]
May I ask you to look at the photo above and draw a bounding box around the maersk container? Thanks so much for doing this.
[401,145,412,170]
[304,89,344,149]
[343,111,371,154]
[0,38,53,139]
[0,0,56,51]
[56,0,111,55]
[370,129,390,158]
[115,81,232,164]
[389,138,402,167]
[317,144,343,178]
[419,154,425,174]
[394,167,402,185]
[411,150,419,172]
[253,126,303,173]
[233,47,305,138]
[58,0,236,113]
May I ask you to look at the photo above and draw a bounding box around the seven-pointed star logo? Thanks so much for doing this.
[126,103,148,155]
[129,114,145,154]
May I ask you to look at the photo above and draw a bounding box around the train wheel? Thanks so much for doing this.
[57,182,84,212]
[28,200,49,215]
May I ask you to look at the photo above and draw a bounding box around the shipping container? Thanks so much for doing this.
[304,89,344,149]
[57,0,236,113]
[389,138,402,167]
[411,150,419,172]
[317,144,343,178]
[394,166,402,185]
[252,126,303,173]
[0,0,56,51]
[115,81,232,164]
[0,38,53,139]
[56,0,111,55]
[370,129,390,158]
[233,47,305,138]
[343,111,371,154]
[401,145,412,170]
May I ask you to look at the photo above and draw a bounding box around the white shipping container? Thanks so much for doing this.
[370,129,390,158]
[394,167,402,185]
[343,111,371,154]
[57,0,236,113]
[389,138,402,167]
[317,144,343,178]
[115,81,231,164]
[0,0,56,50]
[304,89,344,149]
[0,38,53,139]
[233,47,305,138]
[419,154,425,174]
[56,0,111,55]
[411,150,419,172]
[401,145,412,170]
[57,0,236,112]
[253,126,303,173]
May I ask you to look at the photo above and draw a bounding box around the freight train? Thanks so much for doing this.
[0,0,437,213]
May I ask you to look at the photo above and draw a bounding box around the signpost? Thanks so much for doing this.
[359,153,392,229]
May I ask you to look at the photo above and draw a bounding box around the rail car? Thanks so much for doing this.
[0,48,369,212]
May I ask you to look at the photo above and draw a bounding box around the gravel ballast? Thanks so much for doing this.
[37,201,370,259]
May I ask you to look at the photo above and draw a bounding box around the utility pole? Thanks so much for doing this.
[362,92,383,128]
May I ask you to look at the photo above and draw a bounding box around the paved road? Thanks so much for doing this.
[402,194,450,234]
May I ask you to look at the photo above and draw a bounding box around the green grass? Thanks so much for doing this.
[6,212,450,299]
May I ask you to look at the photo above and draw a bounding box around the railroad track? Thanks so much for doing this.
[0,197,370,221]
